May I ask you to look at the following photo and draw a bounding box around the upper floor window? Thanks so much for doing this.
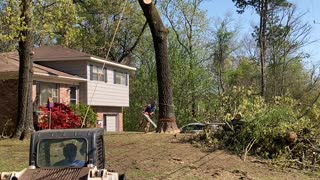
[90,64,107,82]
[114,70,128,86]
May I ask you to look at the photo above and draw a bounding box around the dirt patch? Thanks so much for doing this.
[105,133,318,180]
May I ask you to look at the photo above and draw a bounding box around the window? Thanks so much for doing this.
[70,87,77,104]
[52,89,59,102]
[90,65,107,82]
[37,138,87,168]
[37,82,59,106]
[114,70,128,86]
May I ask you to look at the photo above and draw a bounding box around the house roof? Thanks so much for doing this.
[0,52,86,82]
[34,45,92,59]
[34,46,137,71]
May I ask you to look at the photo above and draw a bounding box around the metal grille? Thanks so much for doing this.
[96,136,104,169]
[22,168,87,180]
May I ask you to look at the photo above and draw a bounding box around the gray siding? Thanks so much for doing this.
[35,60,88,78]
[87,62,130,107]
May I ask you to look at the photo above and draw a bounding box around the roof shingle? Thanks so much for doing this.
[33,45,92,59]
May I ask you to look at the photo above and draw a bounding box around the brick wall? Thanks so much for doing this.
[0,79,18,136]
[32,83,36,102]
[118,112,123,132]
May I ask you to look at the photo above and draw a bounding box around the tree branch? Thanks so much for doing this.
[117,21,148,63]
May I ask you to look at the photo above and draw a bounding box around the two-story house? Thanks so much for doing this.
[0,46,136,135]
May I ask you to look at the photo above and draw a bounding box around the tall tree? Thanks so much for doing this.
[0,0,21,52]
[266,5,312,98]
[14,0,34,139]
[161,0,210,118]
[210,18,236,94]
[70,0,147,63]
[233,0,290,97]
[32,0,79,47]
[138,0,179,133]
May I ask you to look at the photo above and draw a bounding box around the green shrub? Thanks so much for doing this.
[241,106,299,157]
[192,93,320,169]
[69,103,97,128]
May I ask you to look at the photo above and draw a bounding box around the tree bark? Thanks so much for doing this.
[259,0,268,97]
[138,0,179,133]
[14,0,34,140]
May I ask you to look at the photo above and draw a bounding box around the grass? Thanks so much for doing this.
[0,133,142,172]
[0,138,29,172]
[0,138,92,171]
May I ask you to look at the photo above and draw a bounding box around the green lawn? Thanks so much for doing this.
[0,139,29,172]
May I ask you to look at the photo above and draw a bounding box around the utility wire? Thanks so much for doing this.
[81,0,128,128]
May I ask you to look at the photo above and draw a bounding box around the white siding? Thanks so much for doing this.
[87,81,129,106]
[86,62,130,107]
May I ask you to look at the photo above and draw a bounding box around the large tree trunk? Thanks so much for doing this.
[138,0,179,133]
[14,0,34,140]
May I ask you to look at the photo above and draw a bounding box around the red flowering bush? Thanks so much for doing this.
[37,103,81,129]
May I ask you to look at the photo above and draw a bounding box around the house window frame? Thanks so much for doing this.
[52,89,59,103]
[90,64,107,82]
[69,86,77,105]
[113,70,128,86]
[37,82,60,106]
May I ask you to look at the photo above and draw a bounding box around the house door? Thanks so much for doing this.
[103,115,117,132]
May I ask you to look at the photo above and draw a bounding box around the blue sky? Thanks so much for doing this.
[200,0,320,67]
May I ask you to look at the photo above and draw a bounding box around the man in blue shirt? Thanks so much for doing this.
[54,143,85,167]
[142,101,156,133]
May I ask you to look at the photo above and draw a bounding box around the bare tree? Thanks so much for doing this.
[138,0,179,133]
[267,5,312,98]
[233,0,290,97]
